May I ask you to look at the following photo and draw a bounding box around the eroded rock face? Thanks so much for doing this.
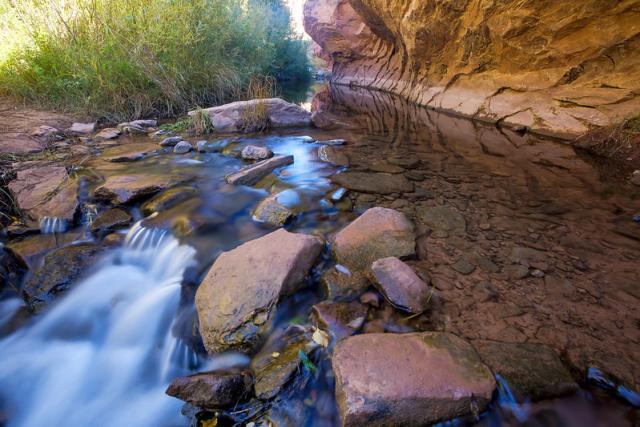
[332,332,496,426]
[195,229,323,353]
[304,0,640,138]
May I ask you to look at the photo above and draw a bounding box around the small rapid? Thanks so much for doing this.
[0,224,198,427]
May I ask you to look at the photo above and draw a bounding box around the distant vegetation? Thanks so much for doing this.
[0,0,310,121]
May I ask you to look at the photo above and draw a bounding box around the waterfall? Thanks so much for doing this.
[0,223,199,427]
[39,217,67,234]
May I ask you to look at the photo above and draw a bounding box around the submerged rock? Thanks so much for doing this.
[94,174,190,204]
[90,208,132,232]
[318,145,349,166]
[472,340,578,401]
[333,207,415,271]
[370,257,432,313]
[225,155,294,186]
[196,138,234,153]
[241,145,274,161]
[94,128,121,140]
[195,229,323,353]
[253,193,295,226]
[310,300,367,342]
[22,243,105,307]
[166,370,253,409]
[417,204,467,237]
[103,142,156,162]
[333,333,496,426]
[140,186,197,215]
[142,198,225,236]
[330,171,413,194]
[189,98,311,133]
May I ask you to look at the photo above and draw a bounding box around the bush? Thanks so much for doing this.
[0,0,310,121]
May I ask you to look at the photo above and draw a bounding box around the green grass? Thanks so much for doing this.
[0,0,310,122]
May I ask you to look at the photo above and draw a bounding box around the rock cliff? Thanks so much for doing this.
[304,0,640,138]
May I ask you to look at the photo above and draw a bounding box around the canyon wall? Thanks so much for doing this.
[304,0,640,138]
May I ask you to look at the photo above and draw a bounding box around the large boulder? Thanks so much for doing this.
[195,229,324,353]
[189,98,311,133]
[166,370,253,409]
[8,162,78,223]
[370,257,432,313]
[472,340,579,402]
[333,207,415,272]
[332,333,496,426]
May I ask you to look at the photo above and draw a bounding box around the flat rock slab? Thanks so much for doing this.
[195,228,323,353]
[311,300,367,341]
[330,171,413,194]
[68,122,96,135]
[333,207,415,271]
[90,208,132,232]
[472,340,578,401]
[5,232,81,270]
[166,370,252,409]
[333,333,496,426]
[417,204,467,237]
[225,155,294,186]
[93,173,191,204]
[102,142,157,162]
[190,98,311,133]
[370,257,432,313]
[94,128,121,140]
[8,162,78,222]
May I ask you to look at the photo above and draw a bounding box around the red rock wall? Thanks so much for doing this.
[304,0,640,138]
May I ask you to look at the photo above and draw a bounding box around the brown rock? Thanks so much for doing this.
[94,128,121,140]
[195,229,323,353]
[68,122,96,135]
[330,171,413,194]
[332,333,496,426]
[103,142,156,162]
[333,207,415,271]
[140,187,198,216]
[166,370,252,409]
[311,300,367,341]
[472,340,578,401]
[370,257,432,313]
[91,208,132,232]
[319,267,370,300]
[5,232,81,270]
[94,174,190,204]
[253,193,295,226]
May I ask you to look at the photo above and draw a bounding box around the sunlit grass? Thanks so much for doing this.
[0,0,310,121]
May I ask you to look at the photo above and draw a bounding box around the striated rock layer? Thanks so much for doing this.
[304,0,640,138]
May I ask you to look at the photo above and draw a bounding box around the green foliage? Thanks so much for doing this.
[0,0,310,121]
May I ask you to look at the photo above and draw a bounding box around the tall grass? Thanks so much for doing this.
[0,0,310,121]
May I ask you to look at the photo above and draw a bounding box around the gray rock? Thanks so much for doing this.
[94,128,121,140]
[166,370,253,409]
[370,257,432,313]
[472,340,578,401]
[225,155,294,186]
[197,139,233,153]
[241,145,274,161]
[331,172,413,194]
[195,229,323,353]
[333,333,496,426]
[68,122,96,135]
[173,141,193,154]
[159,136,183,147]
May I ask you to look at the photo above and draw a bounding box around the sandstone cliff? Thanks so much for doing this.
[304,0,640,138]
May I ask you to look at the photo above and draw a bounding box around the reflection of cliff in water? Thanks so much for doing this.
[311,84,629,200]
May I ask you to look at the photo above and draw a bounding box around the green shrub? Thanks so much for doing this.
[0,0,310,121]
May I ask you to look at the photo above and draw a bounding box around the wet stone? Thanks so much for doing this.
[310,300,368,341]
[472,340,578,401]
[94,174,191,205]
[417,204,466,237]
[166,369,253,409]
[5,233,81,270]
[159,136,183,147]
[90,208,132,232]
[451,258,476,275]
[173,141,193,154]
[320,267,370,300]
[318,145,349,166]
[241,145,273,161]
[370,257,432,313]
[332,332,496,426]
[197,139,233,153]
[253,193,295,226]
[225,155,294,186]
[195,229,323,353]
[331,172,413,194]
[140,186,198,216]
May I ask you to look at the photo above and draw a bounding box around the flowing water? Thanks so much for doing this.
[1,84,639,426]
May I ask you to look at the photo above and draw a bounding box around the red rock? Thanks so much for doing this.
[166,370,252,409]
[333,333,496,426]
[370,257,432,313]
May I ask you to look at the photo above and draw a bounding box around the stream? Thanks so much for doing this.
[0,84,639,426]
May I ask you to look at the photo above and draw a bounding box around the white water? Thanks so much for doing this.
[0,224,199,427]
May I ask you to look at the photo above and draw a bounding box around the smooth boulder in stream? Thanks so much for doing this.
[195,228,323,353]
